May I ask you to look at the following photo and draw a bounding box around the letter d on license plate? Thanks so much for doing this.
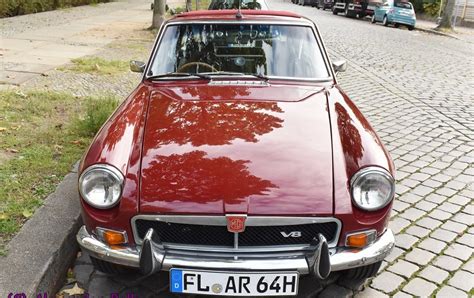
[170,269,299,296]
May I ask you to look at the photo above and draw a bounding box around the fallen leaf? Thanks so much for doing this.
[71,140,82,145]
[60,283,84,295]
[0,127,7,132]
[7,148,19,153]
[95,63,101,71]
[0,214,9,220]
[22,210,33,218]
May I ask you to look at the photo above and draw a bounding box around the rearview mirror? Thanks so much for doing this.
[332,60,347,74]
[130,60,146,73]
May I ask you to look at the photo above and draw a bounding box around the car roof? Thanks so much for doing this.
[170,9,311,24]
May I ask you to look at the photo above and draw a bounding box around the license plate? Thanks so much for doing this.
[170,269,299,296]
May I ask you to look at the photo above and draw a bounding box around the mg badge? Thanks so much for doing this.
[226,215,247,233]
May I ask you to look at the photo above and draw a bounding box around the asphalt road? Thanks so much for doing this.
[66,0,473,296]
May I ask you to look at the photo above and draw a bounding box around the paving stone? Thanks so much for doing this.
[410,173,430,182]
[385,246,405,263]
[87,274,123,295]
[387,260,419,279]
[436,285,468,298]
[445,180,466,190]
[462,258,474,272]
[456,233,474,247]
[398,193,424,204]
[433,255,463,271]
[415,201,437,212]
[418,237,447,254]
[355,287,389,298]
[395,234,419,250]
[418,265,449,285]
[371,272,405,294]
[432,173,452,183]
[441,221,468,233]
[337,277,367,291]
[428,209,452,221]
[448,195,471,206]
[417,217,442,230]
[405,248,436,266]
[451,212,473,226]
[392,291,412,298]
[402,278,437,297]
[390,217,412,234]
[393,200,411,213]
[435,187,458,197]
[405,225,430,238]
[444,243,472,261]
[438,202,462,214]
[400,208,426,221]
[430,228,458,242]
[412,185,434,197]
[426,193,448,204]
[318,284,352,298]
[447,270,474,292]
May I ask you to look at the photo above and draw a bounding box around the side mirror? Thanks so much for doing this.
[130,60,146,73]
[332,60,347,75]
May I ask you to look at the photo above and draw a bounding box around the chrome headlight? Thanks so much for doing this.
[351,167,395,211]
[79,164,124,209]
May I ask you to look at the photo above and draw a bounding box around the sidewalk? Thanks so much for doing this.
[416,19,474,43]
[0,0,153,86]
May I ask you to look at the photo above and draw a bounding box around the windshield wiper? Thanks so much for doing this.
[200,71,270,81]
[146,72,211,80]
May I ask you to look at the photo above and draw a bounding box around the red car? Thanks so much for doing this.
[77,10,395,296]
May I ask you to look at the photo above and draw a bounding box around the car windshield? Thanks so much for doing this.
[149,23,330,79]
[394,0,412,9]
[209,0,267,10]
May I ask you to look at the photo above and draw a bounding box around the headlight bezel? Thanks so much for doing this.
[79,164,124,209]
[350,166,395,211]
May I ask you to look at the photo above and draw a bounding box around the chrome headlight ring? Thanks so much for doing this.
[350,166,395,211]
[79,164,124,209]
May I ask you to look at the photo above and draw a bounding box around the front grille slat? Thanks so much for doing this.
[134,219,338,248]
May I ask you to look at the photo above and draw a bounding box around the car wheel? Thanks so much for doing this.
[90,256,134,275]
[408,25,414,31]
[382,15,389,26]
[344,5,353,18]
[394,23,400,28]
[371,14,376,23]
[343,261,382,279]
[332,6,338,14]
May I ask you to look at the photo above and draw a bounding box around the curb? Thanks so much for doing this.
[415,26,460,40]
[0,164,82,297]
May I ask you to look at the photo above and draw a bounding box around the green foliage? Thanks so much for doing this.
[75,96,119,137]
[411,0,426,13]
[64,57,129,75]
[423,0,441,16]
[0,0,109,18]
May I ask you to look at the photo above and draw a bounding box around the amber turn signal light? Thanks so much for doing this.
[96,228,127,246]
[345,230,377,248]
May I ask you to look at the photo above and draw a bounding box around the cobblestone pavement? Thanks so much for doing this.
[51,0,473,296]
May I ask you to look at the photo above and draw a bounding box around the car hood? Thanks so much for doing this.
[139,83,334,215]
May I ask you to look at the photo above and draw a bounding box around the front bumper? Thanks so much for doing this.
[77,225,394,275]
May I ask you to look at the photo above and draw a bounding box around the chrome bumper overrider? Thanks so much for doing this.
[77,225,394,277]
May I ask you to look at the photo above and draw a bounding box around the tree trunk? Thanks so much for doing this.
[186,0,192,11]
[152,0,166,29]
[437,0,455,30]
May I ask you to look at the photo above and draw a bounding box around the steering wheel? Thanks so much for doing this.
[177,62,218,73]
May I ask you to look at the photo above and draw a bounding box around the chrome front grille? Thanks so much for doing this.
[132,215,341,251]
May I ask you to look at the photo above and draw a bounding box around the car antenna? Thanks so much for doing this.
[236,0,243,18]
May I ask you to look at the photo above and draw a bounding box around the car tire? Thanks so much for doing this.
[90,256,133,275]
[332,6,338,14]
[344,5,353,18]
[408,25,414,31]
[371,14,376,23]
[343,261,382,279]
[382,15,389,26]
[394,23,400,28]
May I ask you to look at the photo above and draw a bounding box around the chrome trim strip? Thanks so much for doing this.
[130,215,342,249]
[77,226,395,273]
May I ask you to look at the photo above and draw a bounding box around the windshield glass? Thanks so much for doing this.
[149,24,330,79]
[209,0,267,9]
[394,0,412,9]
